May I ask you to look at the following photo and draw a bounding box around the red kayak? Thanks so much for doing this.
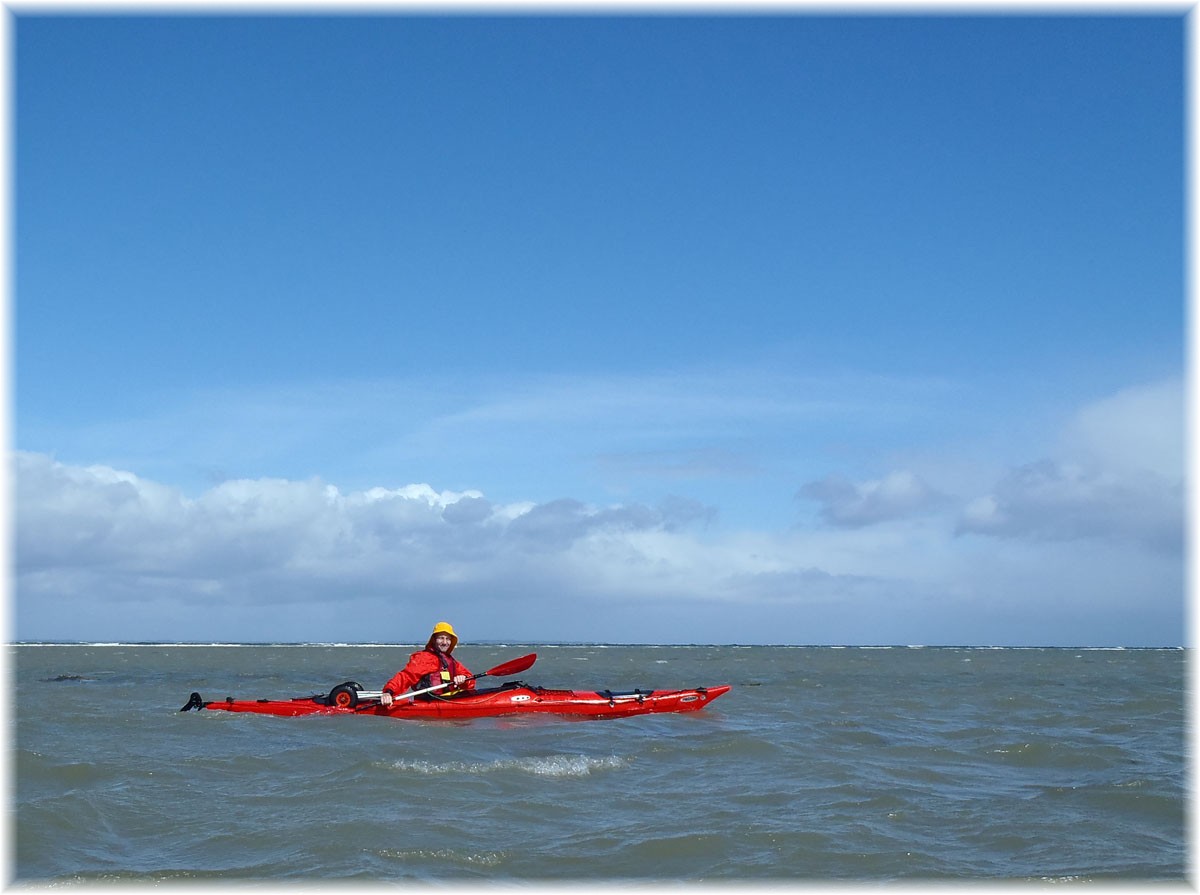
[179,652,730,720]
[181,681,731,720]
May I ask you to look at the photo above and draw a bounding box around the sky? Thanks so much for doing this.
[12,9,1187,646]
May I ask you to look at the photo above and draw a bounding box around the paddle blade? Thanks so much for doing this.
[483,653,537,678]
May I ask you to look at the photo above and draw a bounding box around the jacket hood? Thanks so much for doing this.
[425,621,458,653]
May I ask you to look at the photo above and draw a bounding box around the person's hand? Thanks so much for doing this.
[452,675,467,687]
[380,691,393,707]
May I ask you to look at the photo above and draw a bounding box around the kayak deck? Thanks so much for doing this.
[182,681,731,720]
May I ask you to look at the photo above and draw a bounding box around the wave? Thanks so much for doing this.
[386,754,628,778]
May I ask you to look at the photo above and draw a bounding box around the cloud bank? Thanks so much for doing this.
[12,377,1184,646]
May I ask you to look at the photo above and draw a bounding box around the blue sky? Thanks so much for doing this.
[13,11,1186,646]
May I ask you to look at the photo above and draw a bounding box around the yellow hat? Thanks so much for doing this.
[426,621,458,652]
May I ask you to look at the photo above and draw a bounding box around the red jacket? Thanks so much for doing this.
[383,649,475,697]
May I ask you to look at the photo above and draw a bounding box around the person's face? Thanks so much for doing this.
[434,634,453,652]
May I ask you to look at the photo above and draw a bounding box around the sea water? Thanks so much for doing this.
[10,644,1187,883]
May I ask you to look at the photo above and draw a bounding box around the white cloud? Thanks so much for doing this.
[957,459,1182,552]
[957,378,1184,553]
[798,470,943,527]
[1060,378,1184,478]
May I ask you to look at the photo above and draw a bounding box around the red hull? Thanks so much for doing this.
[184,683,731,720]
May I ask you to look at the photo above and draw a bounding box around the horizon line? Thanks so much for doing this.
[8,640,1185,650]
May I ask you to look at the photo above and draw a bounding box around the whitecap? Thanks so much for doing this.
[388,754,627,778]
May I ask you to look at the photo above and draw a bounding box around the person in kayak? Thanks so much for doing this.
[379,621,475,706]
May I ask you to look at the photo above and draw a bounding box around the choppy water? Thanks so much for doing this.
[11,644,1187,883]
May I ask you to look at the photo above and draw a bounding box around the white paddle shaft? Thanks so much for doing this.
[354,679,453,702]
